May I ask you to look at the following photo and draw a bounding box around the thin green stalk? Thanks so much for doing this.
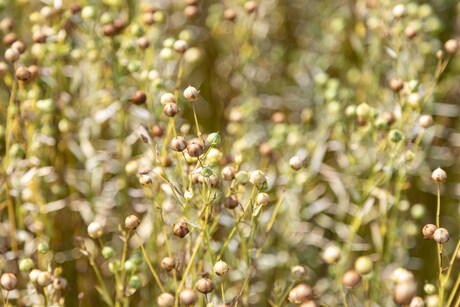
[135,232,166,293]
[175,233,204,306]
[437,183,444,307]
[90,256,114,307]
[447,273,460,307]
[4,79,18,254]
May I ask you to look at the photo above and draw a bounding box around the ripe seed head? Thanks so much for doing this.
[195,277,214,294]
[171,136,188,152]
[5,48,19,62]
[187,140,204,157]
[173,219,189,238]
[1,273,17,291]
[183,85,199,101]
[160,92,176,105]
[214,260,229,277]
[221,166,236,181]
[288,284,313,304]
[342,270,362,288]
[125,215,141,230]
[161,257,176,271]
[163,103,180,117]
[256,192,270,206]
[431,168,447,183]
[15,67,32,82]
[132,91,147,104]
[224,195,239,209]
[139,174,152,186]
[389,78,404,92]
[433,228,449,244]
[37,271,52,287]
[422,224,437,239]
[393,281,417,305]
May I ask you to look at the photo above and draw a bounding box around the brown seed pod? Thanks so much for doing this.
[136,37,150,50]
[69,3,82,14]
[184,5,199,18]
[113,19,127,33]
[381,111,396,126]
[173,219,189,238]
[132,91,147,105]
[161,156,173,168]
[195,277,214,294]
[291,266,306,280]
[151,124,165,137]
[342,270,362,288]
[185,0,199,5]
[28,65,40,80]
[223,8,237,21]
[161,257,176,271]
[11,40,26,54]
[187,140,204,157]
[288,283,313,304]
[3,32,17,46]
[224,195,238,209]
[143,13,155,25]
[272,111,286,124]
[244,1,257,14]
[125,215,141,230]
[171,136,188,152]
[163,103,180,117]
[389,78,404,92]
[33,31,47,43]
[102,24,116,37]
[221,166,236,181]
[422,224,437,239]
[393,281,417,305]
[404,26,417,39]
[15,67,31,82]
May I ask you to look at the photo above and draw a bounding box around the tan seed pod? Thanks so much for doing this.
[422,224,437,239]
[125,215,141,230]
[0,273,17,291]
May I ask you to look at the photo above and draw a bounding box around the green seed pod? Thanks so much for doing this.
[37,242,49,254]
[201,166,213,177]
[389,129,403,143]
[207,132,221,147]
[19,258,35,272]
[102,246,114,259]
[128,275,142,289]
